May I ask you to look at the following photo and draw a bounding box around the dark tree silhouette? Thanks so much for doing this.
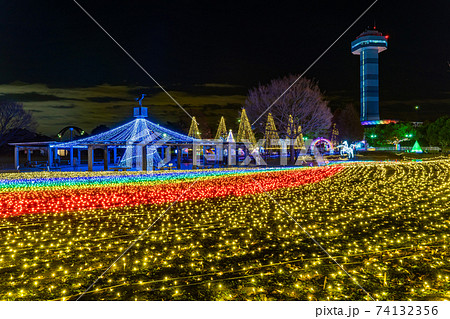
[244,75,332,162]
[0,102,37,147]
[365,122,416,147]
[426,116,450,150]
[333,104,364,143]
[245,76,332,138]
[91,125,110,136]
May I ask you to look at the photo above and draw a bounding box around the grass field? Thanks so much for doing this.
[0,160,449,301]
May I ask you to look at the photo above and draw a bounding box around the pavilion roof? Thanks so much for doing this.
[54,118,197,149]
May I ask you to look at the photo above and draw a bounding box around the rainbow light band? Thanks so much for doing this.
[361,119,399,126]
[0,166,344,217]
[1,166,331,191]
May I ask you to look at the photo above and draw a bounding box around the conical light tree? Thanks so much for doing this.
[188,116,201,139]
[263,113,280,149]
[237,108,256,145]
[227,129,235,142]
[215,116,228,140]
[287,115,305,149]
[411,140,423,153]
[286,115,295,138]
[295,125,305,149]
[330,123,339,147]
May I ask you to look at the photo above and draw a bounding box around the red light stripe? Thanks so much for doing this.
[0,166,344,217]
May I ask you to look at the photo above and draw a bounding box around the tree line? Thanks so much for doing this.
[365,117,450,150]
[1,77,448,152]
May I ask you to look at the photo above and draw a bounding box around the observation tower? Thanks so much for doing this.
[351,28,388,123]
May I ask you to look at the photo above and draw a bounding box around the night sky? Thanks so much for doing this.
[1,0,449,136]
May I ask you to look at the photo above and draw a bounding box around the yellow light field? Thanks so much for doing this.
[0,160,449,300]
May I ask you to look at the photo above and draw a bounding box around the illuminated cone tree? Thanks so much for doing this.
[215,116,228,140]
[188,116,201,139]
[286,115,295,139]
[330,123,339,147]
[287,115,304,149]
[237,109,256,145]
[227,129,235,142]
[411,140,423,153]
[296,124,305,149]
[263,113,280,149]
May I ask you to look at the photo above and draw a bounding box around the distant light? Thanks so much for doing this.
[361,119,399,125]
[415,105,419,110]
[385,35,389,39]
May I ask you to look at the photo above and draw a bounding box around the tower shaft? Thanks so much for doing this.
[360,48,380,121]
[351,29,388,124]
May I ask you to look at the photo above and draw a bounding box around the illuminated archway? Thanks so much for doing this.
[57,126,86,141]
[310,137,333,152]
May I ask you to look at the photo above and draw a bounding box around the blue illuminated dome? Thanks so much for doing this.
[56,117,195,148]
[54,114,197,169]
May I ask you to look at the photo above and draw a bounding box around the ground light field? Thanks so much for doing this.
[0,161,449,301]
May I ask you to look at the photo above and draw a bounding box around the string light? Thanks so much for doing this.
[53,117,196,167]
[0,160,448,301]
[0,166,342,217]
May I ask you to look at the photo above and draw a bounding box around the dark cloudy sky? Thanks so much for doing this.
[1,0,449,136]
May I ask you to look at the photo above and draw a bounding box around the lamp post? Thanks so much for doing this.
[368,134,377,148]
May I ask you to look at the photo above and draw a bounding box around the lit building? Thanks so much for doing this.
[351,28,388,123]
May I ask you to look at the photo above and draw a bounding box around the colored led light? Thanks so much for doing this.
[1,160,448,301]
[0,166,343,217]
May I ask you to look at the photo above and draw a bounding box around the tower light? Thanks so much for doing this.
[352,29,388,124]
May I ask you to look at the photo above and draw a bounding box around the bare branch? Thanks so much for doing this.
[0,102,37,147]
[245,75,332,139]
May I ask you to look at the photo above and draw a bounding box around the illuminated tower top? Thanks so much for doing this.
[351,28,388,123]
[351,29,388,54]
